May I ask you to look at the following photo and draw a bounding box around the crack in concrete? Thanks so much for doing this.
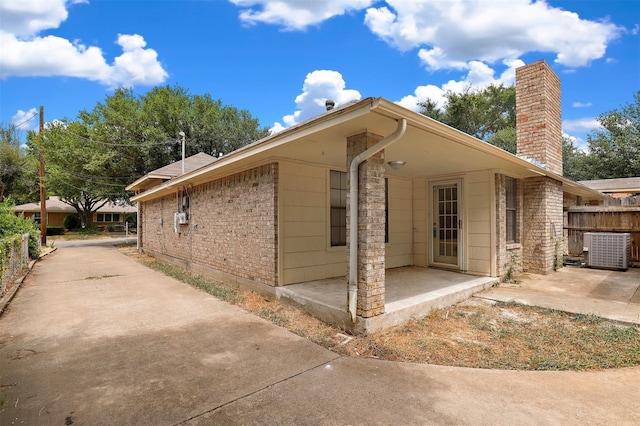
[173,354,342,425]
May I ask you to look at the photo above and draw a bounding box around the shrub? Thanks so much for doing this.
[0,199,40,259]
[63,214,80,230]
[45,226,64,236]
[125,213,137,228]
[79,227,100,235]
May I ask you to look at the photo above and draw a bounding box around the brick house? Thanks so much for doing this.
[14,196,136,229]
[128,60,602,333]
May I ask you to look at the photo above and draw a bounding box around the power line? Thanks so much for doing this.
[14,111,39,129]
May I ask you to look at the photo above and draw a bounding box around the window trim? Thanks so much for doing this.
[505,176,518,243]
[330,170,347,247]
[329,170,389,247]
[96,213,120,223]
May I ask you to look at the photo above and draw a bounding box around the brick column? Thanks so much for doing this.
[347,131,386,318]
[495,174,507,276]
[522,176,563,273]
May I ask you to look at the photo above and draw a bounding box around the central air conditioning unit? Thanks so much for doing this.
[583,232,630,270]
[176,212,188,225]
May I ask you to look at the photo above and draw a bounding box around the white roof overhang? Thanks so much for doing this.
[131,98,603,202]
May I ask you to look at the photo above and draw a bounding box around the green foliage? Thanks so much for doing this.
[581,91,640,179]
[0,123,26,202]
[420,85,639,181]
[562,136,589,181]
[0,199,40,259]
[44,226,64,236]
[503,250,521,283]
[79,227,100,235]
[419,85,516,152]
[63,214,80,230]
[125,213,137,228]
[23,85,268,228]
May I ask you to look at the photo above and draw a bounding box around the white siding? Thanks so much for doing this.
[386,177,413,268]
[465,171,493,275]
[279,161,346,284]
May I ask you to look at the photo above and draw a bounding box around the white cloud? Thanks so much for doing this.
[563,132,587,151]
[270,70,361,132]
[0,0,87,36]
[12,108,39,131]
[572,101,592,108]
[396,59,524,112]
[364,0,621,71]
[0,0,168,88]
[563,117,602,133]
[230,0,373,30]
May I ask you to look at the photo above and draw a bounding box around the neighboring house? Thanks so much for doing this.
[14,196,136,228]
[128,60,603,333]
[579,177,640,205]
[127,152,217,193]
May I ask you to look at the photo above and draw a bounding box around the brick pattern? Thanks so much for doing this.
[516,60,562,175]
[140,163,279,286]
[521,176,563,273]
[347,132,386,318]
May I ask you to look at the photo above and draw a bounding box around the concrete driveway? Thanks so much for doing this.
[1,241,639,425]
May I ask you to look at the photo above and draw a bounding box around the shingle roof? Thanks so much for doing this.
[148,152,217,178]
[126,152,218,191]
[14,196,136,213]
[578,177,640,193]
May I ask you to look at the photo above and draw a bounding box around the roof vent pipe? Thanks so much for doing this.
[325,99,335,111]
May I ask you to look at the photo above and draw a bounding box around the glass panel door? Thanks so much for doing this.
[432,181,461,266]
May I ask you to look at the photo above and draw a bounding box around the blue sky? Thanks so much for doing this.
[1,0,638,149]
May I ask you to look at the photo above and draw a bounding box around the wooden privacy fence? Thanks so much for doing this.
[565,206,640,261]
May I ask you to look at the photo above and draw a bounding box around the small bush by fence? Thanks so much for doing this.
[1,233,29,294]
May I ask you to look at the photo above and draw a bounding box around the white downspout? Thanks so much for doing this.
[348,118,407,322]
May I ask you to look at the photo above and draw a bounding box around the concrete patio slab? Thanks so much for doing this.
[477,266,640,325]
[277,267,498,332]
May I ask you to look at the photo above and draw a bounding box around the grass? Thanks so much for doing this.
[344,301,639,370]
[118,246,640,371]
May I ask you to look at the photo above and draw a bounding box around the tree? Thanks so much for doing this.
[419,85,517,152]
[419,85,639,181]
[25,85,269,228]
[27,120,128,228]
[582,91,640,179]
[562,136,589,181]
[0,123,25,202]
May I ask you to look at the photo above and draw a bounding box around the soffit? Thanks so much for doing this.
[132,98,603,201]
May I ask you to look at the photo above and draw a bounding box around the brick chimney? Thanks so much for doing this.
[516,60,562,175]
[514,60,564,274]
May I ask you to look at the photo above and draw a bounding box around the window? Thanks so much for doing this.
[97,213,120,223]
[330,170,347,246]
[330,170,389,246]
[505,177,518,243]
[33,212,41,224]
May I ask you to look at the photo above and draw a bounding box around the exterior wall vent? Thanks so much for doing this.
[583,232,630,270]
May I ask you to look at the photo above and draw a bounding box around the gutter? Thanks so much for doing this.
[348,118,406,322]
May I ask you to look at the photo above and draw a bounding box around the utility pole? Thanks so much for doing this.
[38,106,47,245]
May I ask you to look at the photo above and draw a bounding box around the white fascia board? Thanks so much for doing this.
[131,99,376,202]
[370,99,605,200]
